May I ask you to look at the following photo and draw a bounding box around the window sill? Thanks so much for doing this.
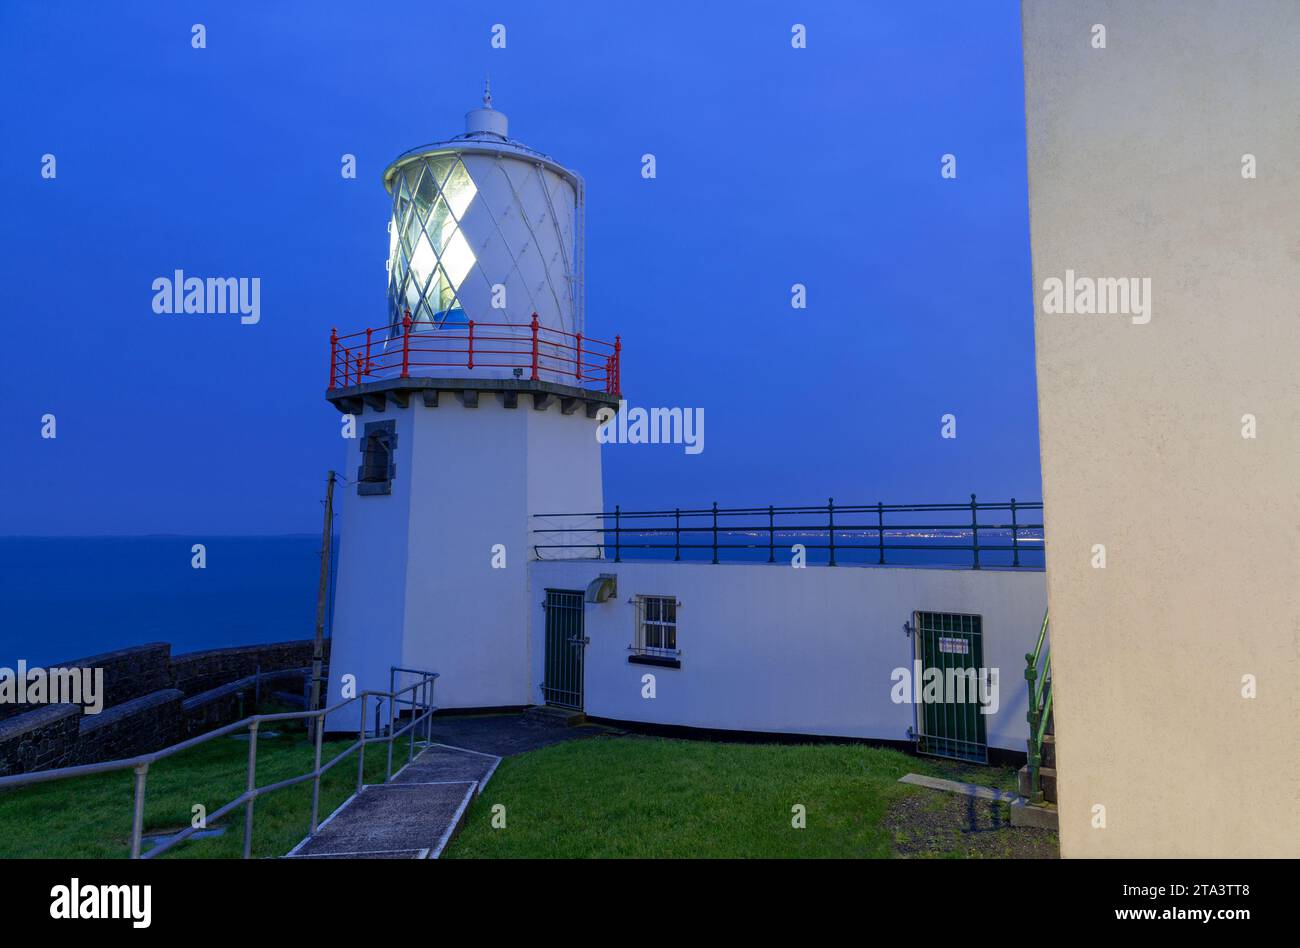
[628,654,681,669]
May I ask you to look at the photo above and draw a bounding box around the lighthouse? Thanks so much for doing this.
[324,89,620,730]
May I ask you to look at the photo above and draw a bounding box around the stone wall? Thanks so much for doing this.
[0,639,329,776]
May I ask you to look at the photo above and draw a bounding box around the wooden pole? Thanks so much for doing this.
[308,471,336,741]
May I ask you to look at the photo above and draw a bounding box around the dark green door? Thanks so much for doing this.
[913,611,988,763]
[543,589,585,709]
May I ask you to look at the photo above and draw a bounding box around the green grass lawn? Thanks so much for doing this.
[0,716,419,859]
[447,734,1028,859]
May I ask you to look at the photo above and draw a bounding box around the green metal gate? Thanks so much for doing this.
[543,589,585,710]
[912,611,988,763]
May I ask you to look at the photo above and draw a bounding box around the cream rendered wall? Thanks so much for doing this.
[1021,0,1300,856]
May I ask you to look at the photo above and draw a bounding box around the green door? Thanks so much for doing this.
[543,589,585,710]
[913,611,988,763]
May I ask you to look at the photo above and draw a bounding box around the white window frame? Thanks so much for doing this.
[631,594,680,658]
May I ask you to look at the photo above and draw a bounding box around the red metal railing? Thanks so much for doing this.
[328,312,621,396]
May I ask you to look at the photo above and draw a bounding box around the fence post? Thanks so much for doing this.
[329,328,338,389]
[530,313,539,381]
[759,501,769,561]
[970,493,981,570]
[711,502,719,564]
[243,720,259,859]
[386,688,396,780]
[467,320,475,370]
[365,327,373,377]
[613,505,621,563]
[401,310,412,379]
[130,763,149,859]
[828,498,836,566]
[1010,497,1020,567]
[357,694,367,793]
[877,501,885,565]
[575,332,583,381]
[674,508,681,562]
[613,335,621,393]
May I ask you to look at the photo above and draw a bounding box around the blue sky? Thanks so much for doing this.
[0,1,1039,536]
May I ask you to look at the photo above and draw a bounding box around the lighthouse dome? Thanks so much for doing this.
[381,85,585,350]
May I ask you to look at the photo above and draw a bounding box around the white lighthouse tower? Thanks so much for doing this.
[324,90,619,730]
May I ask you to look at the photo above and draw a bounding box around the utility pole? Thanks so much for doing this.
[308,471,336,741]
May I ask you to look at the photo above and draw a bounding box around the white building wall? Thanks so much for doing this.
[528,559,1047,752]
[325,392,607,730]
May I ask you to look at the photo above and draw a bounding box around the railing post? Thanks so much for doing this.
[130,762,149,859]
[530,313,539,381]
[674,508,681,562]
[401,310,412,379]
[329,327,338,390]
[467,320,475,370]
[613,335,621,394]
[1010,497,1020,567]
[827,498,836,566]
[613,505,621,563]
[243,720,258,859]
[970,493,981,570]
[711,501,719,565]
[386,690,395,780]
[310,708,324,833]
[759,501,769,561]
[877,501,886,565]
[357,694,367,794]
[575,332,583,381]
[365,327,373,377]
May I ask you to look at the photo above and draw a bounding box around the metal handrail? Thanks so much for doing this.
[533,496,1045,569]
[1023,611,1052,804]
[0,667,439,859]
[329,311,621,395]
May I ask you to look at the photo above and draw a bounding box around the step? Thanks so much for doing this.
[1016,764,1058,804]
[523,705,586,728]
[1009,798,1058,831]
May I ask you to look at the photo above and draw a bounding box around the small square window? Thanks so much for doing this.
[630,595,680,668]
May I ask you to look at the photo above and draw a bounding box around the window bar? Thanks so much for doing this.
[759,501,769,561]
[674,508,681,562]
[1010,497,1020,567]
[970,493,981,570]
[828,497,836,566]
[877,501,886,565]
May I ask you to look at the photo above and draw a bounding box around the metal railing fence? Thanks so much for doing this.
[1024,611,1052,803]
[0,667,439,859]
[533,496,1044,569]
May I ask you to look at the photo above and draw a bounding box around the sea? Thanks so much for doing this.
[0,532,1043,667]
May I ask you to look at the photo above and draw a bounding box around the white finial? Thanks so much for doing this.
[483,75,492,109]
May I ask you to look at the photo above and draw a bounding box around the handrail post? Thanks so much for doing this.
[828,498,836,566]
[613,335,621,394]
[467,319,475,370]
[613,505,621,563]
[711,501,719,564]
[877,501,886,565]
[401,310,412,379]
[310,707,324,833]
[530,313,539,381]
[329,328,338,390]
[386,691,395,780]
[357,694,367,793]
[575,331,583,381]
[364,327,373,377]
[130,762,149,859]
[674,508,681,562]
[243,720,258,859]
[1010,497,1020,567]
[759,501,769,561]
[970,493,981,570]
